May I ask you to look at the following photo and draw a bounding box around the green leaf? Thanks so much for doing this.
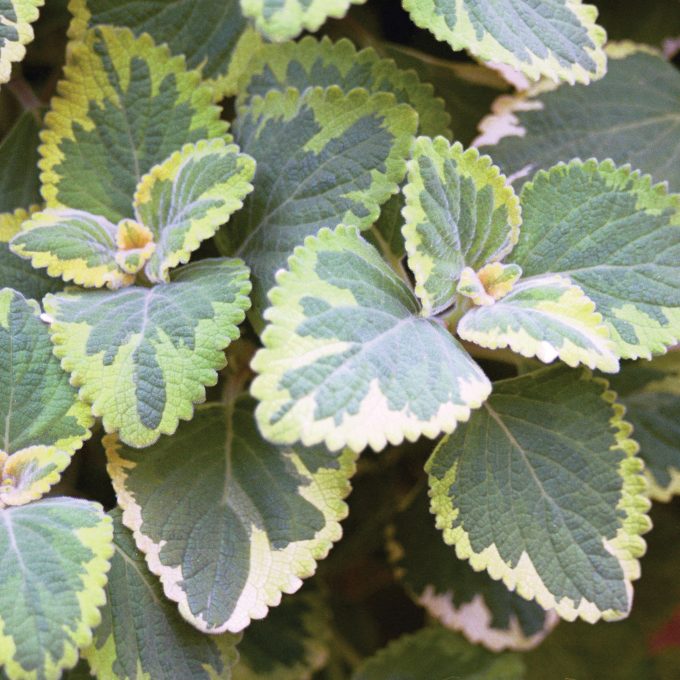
[458,274,620,372]
[133,138,256,283]
[105,398,356,633]
[352,627,526,680]
[596,0,680,46]
[0,209,63,301]
[477,44,680,192]
[0,498,113,680]
[509,159,680,360]
[0,287,92,506]
[0,0,43,84]
[67,0,263,97]
[427,365,651,623]
[237,35,450,137]
[402,137,521,316]
[0,112,41,213]
[234,591,331,680]
[607,353,680,502]
[82,509,239,680]
[390,489,558,651]
[402,0,606,85]
[40,26,228,225]
[44,258,251,448]
[240,0,367,41]
[251,225,491,453]
[217,86,417,325]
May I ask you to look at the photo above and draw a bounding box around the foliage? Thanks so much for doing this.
[0,0,679,678]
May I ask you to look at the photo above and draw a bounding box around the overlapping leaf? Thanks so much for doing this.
[0,288,92,506]
[44,258,251,448]
[252,226,491,453]
[477,45,680,192]
[40,26,228,224]
[237,36,450,137]
[240,0,366,42]
[106,398,356,632]
[0,0,44,83]
[402,0,606,84]
[401,136,521,315]
[390,489,558,651]
[0,498,113,680]
[67,0,262,97]
[217,86,417,325]
[607,353,680,502]
[509,159,680,359]
[427,365,651,623]
[0,112,41,213]
[82,510,240,680]
[458,275,619,372]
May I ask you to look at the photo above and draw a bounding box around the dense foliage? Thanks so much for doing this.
[1,1,679,678]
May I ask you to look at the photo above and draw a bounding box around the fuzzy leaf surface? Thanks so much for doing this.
[44,258,251,448]
[82,509,239,680]
[106,398,356,633]
[0,498,113,680]
[427,365,651,623]
[0,288,92,506]
[40,26,228,224]
[0,0,43,83]
[402,0,606,84]
[252,226,491,453]
[509,160,680,359]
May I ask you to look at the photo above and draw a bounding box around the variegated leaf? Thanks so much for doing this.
[44,258,251,448]
[67,0,262,97]
[133,138,256,283]
[401,136,521,316]
[402,0,606,85]
[0,0,43,83]
[607,353,680,502]
[0,288,92,507]
[217,87,417,326]
[509,160,680,359]
[40,26,228,224]
[237,35,450,137]
[240,0,367,42]
[427,365,651,623]
[252,226,491,453]
[82,509,240,680]
[0,498,113,680]
[458,274,620,372]
[106,398,356,633]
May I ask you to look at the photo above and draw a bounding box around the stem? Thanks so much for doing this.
[369,224,410,284]
[7,73,43,123]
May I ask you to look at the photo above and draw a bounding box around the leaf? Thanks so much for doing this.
[352,627,526,680]
[390,489,558,652]
[105,397,356,633]
[82,509,239,680]
[44,258,251,448]
[237,35,450,137]
[607,353,680,502]
[458,274,620,372]
[509,159,680,360]
[251,225,491,453]
[427,365,651,623]
[217,86,417,326]
[477,44,680,192]
[40,26,228,225]
[0,497,113,680]
[233,591,331,680]
[0,112,41,213]
[401,137,521,316]
[240,0,367,42]
[0,209,63,301]
[402,0,606,85]
[0,0,44,84]
[0,288,92,506]
[133,138,256,283]
[67,0,262,97]
[596,0,680,46]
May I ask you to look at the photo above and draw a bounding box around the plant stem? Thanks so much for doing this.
[7,73,43,123]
